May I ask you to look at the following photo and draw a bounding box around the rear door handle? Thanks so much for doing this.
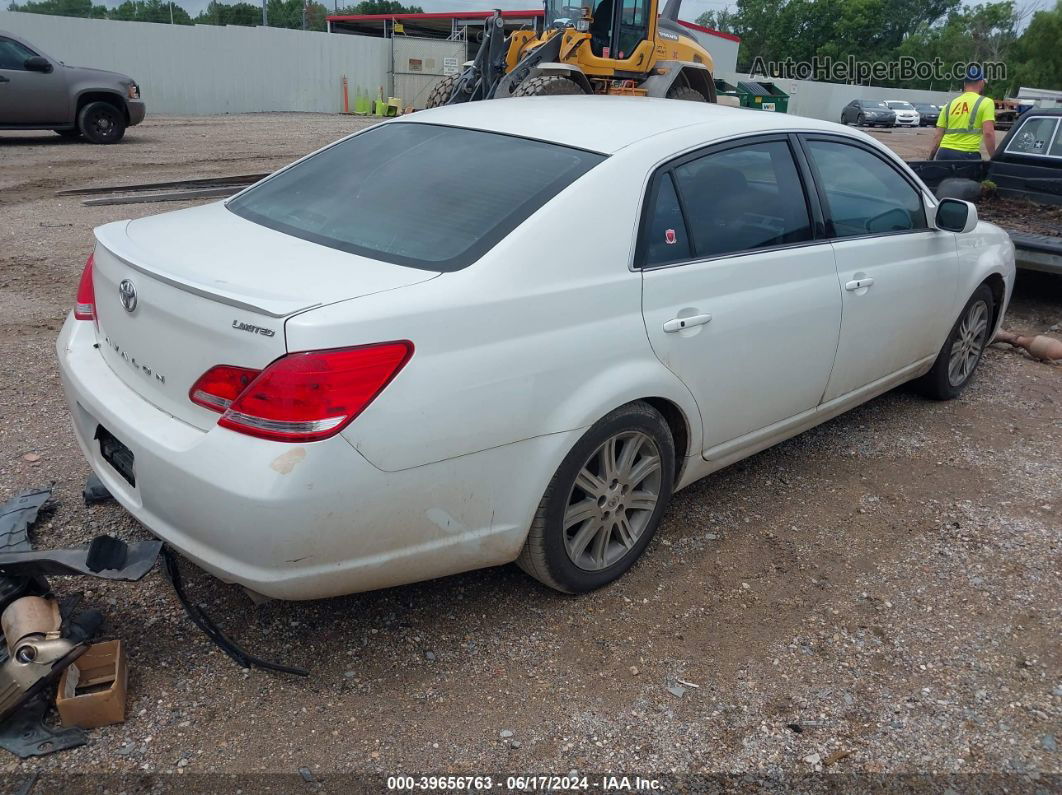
[845,277,874,291]
[663,313,712,333]
[0,76,9,83]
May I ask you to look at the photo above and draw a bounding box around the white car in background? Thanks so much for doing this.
[57,98,1015,600]
[886,100,921,127]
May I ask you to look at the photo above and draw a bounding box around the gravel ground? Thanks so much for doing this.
[0,114,1059,781]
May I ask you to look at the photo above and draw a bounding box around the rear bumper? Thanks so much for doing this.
[126,100,146,127]
[56,315,571,599]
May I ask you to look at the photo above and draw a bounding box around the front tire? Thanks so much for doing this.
[512,75,585,97]
[667,85,705,102]
[856,113,865,126]
[914,284,994,400]
[78,101,126,144]
[425,74,459,109]
[516,402,675,593]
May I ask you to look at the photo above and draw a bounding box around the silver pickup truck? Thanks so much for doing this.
[0,29,145,143]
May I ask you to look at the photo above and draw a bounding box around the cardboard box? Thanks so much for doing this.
[56,639,127,729]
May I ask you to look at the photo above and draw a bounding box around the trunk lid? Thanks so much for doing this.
[91,203,438,430]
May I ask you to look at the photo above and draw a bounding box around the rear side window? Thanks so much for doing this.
[671,140,812,259]
[642,174,691,266]
[228,123,604,271]
[1005,116,1060,157]
[804,139,926,237]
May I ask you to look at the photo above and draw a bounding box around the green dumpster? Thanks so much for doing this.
[736,80,790,113]
[714,78,740,102]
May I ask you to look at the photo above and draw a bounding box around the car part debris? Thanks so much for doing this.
[0,596,102,723]
[82,473,113,506]
[0,536,162,581]
[56,639,127,729]
[0,487,52,555]
[0,693,86,758]
[994,329,1062,361]
[0,487,53,615]
[162,547,308,677]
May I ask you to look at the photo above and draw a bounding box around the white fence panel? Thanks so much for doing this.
[0,11,390,114]
[391,37,465,110]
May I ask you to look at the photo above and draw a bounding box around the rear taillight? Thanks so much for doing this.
[191,342,413,443]
[74,254,95,320]
[189,365,262,412]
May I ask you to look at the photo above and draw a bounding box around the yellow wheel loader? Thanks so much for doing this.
[425,0,717,107]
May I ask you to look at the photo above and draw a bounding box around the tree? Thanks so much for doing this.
[195,0,262,25]
[7,0,108,17]
[333,1,424,14]
[109,0,193,24]
[1007,0,1062,92]
[694,7,738,33]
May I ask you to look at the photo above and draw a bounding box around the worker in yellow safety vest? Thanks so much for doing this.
[929,64,996,160]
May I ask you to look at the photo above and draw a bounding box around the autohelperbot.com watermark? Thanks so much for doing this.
[747,56,1007,83]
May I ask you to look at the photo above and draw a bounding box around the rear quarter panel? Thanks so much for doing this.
[284,154,703,473]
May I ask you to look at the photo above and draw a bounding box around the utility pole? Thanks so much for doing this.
[169,0,173,24]
[262,0,268,26]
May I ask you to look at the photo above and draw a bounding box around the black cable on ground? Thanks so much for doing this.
[161,546,308,677]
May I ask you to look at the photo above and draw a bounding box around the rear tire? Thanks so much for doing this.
[516,402,675,593]
[425,74,459,109]
[913,284,995,400]
[78,101,126,144]
[667,85,705,102]
[512,75,585,97]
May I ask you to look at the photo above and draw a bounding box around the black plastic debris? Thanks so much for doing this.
[0,694,87,758]
[86,535,128,573]
[0,486,53,554]
[0,538,161,581]
[82,473,113,506]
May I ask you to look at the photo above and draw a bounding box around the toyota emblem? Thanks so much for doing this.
[118,279,137,313]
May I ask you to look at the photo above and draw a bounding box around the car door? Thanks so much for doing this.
[842,101,857,124]
[799,135,959,401]
[0,36,66,125]
[639,135,843,454]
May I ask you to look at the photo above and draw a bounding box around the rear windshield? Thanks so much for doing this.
[863,100,889,108]
[227,123,605,271]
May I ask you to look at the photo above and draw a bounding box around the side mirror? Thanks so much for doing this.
[24,56,53,74]
[935,198,978,234]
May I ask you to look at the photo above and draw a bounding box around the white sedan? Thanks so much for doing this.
[56,97,1015,600]
[886,100,921,127]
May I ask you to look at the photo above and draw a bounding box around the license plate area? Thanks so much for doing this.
[95,425,135,487]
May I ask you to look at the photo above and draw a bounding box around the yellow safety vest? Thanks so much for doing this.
[937,92,995,153]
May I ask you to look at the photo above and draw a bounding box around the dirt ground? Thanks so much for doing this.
[0,115,1059,781]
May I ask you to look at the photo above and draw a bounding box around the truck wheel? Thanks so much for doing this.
[513,75,585,97]
[425,74,459,109]
[78,101,126,144]
[667,85,705,102]
[54,129,82,140]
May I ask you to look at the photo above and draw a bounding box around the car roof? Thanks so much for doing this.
[395,96,845,154]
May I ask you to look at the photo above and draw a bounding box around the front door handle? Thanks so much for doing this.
[663,313,712,333]
[845,277,874,291]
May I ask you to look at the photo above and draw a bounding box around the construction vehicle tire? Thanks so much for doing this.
[513,75,586,97]
[667,85,706,102]
[425,75,459,109]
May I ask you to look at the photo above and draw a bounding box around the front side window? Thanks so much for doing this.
[804,139,926,237]
[0,37,37,71]
[671,140,813,259]
[228,124,604,271]
[1005,116,1061,158]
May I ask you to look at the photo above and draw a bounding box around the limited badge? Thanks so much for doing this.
[664,228,677,245]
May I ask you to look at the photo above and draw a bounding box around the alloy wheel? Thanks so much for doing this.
[948,299,989,387]
[562,431,662,571]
